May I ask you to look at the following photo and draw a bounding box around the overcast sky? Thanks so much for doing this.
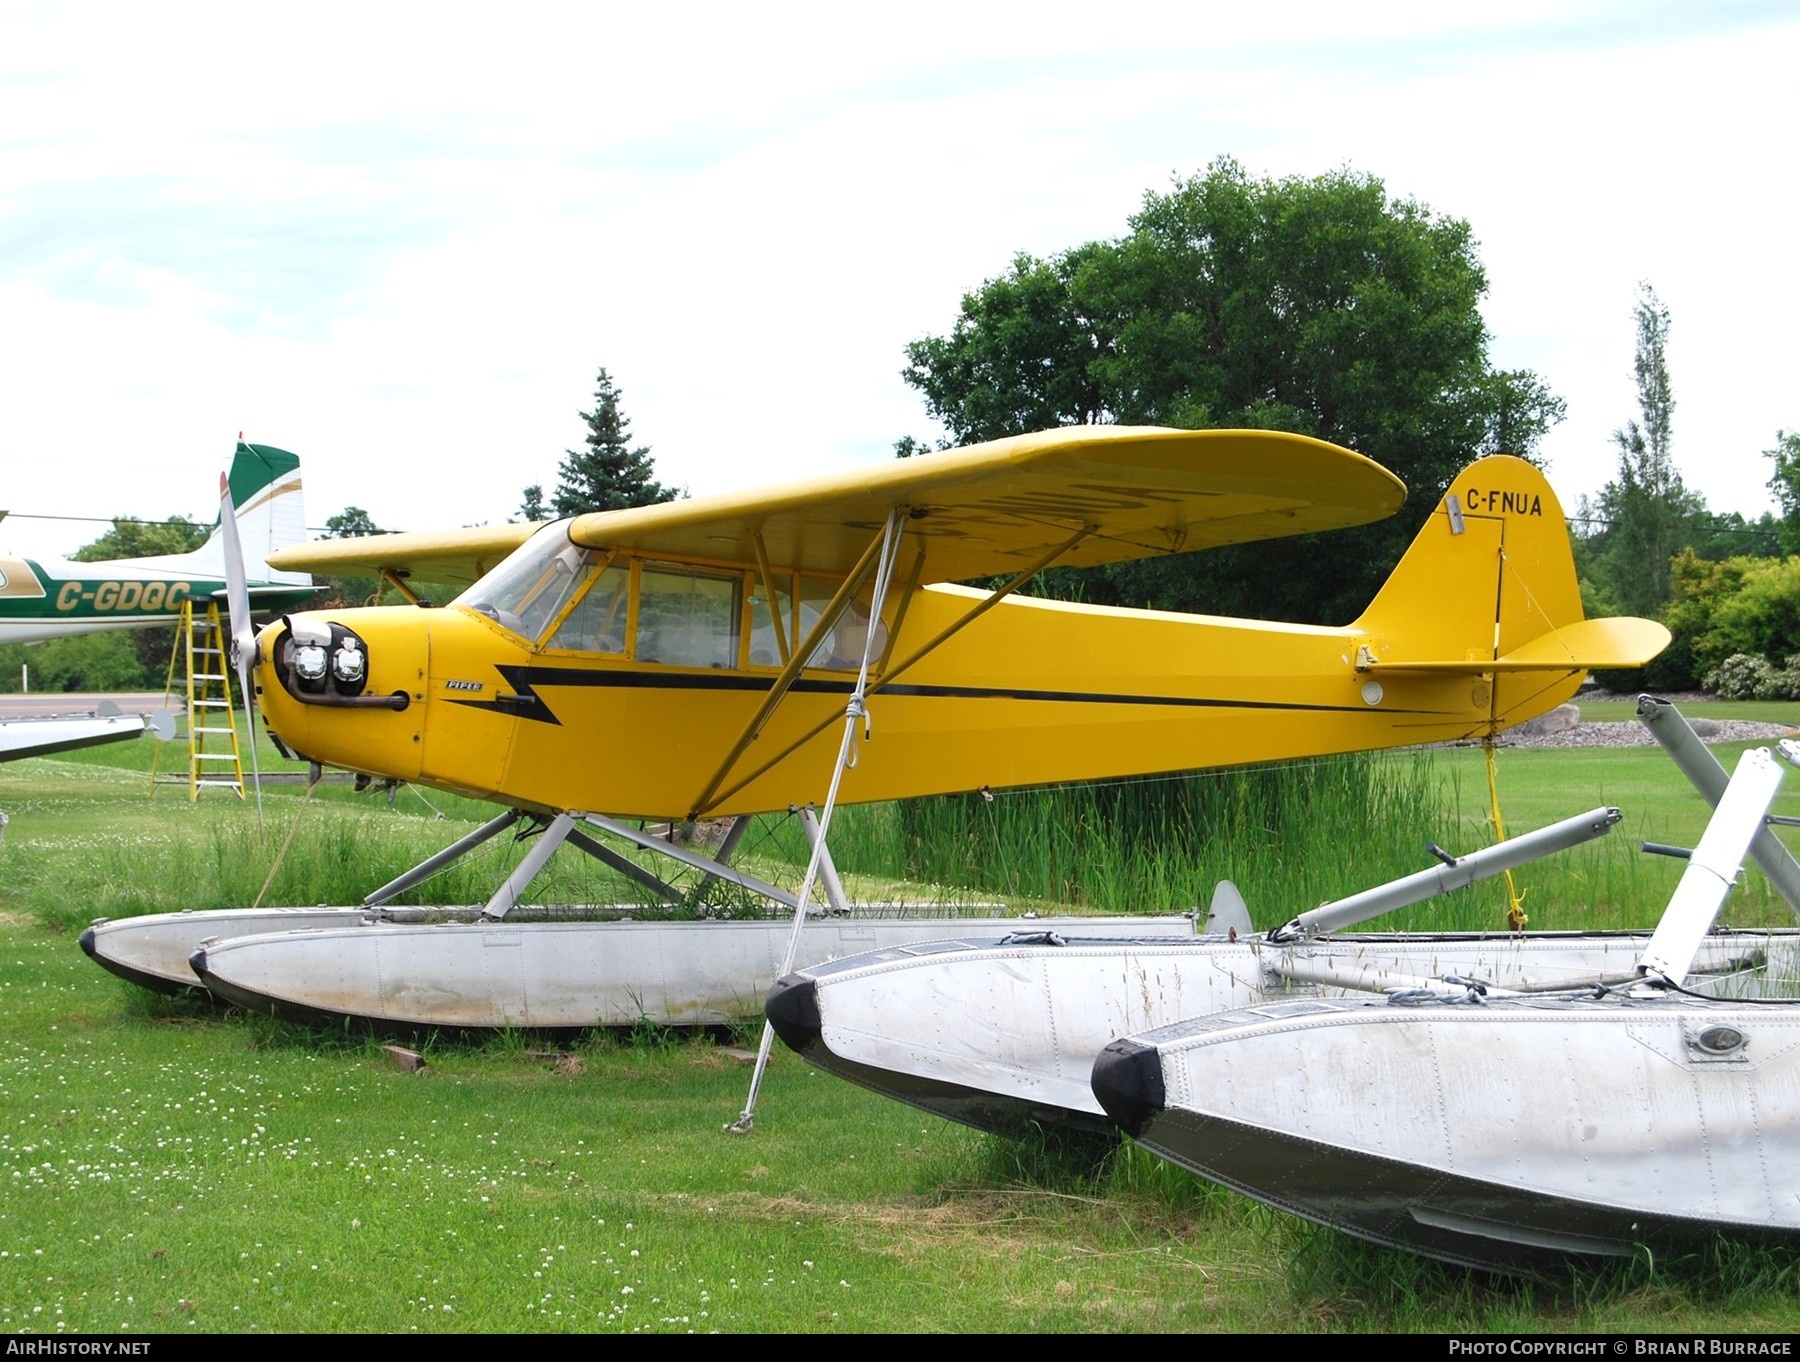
[2,1,1795,561]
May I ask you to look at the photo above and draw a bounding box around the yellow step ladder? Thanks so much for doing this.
[151,599,246,800]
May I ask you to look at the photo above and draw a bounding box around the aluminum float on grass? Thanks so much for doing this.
[188,911,1202,1031]
[766,802,1786,1135]
[1092,745,1800,1274]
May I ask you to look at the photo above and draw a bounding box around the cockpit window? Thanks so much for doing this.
[545,564,629,653]
[798,579,889,671]
[454,522,596,643]
[457,528,885,672]
[636,564,740,668]
[747,576,793,668]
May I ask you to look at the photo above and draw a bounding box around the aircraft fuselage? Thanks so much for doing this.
[251,544,1569,821]
[0,555,315,645]
[252,454,1652,822]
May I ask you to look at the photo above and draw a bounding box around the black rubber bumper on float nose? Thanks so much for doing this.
[1090,1037,1166,1138]
[763,974,823,1058]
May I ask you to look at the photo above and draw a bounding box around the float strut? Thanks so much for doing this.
[566,826,684,904]
[1638,696,1800,920]
[482,813,580,920]
[797,807,851,915]
[362,808,524,909]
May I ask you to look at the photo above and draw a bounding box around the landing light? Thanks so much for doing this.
[293,643,329,682]
[269,618,407,712]
[332,640,367,685]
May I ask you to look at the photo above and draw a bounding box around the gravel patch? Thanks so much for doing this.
[1497,693,1796,749]
[1499,719,1797,750]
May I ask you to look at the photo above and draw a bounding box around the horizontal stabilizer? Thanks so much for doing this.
[1360,616,1670,675]
[0,713,147,762]
[201,583,337,602]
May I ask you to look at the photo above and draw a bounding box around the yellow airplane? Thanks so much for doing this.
[80,426,1673,1029]
[252,426,1665,827]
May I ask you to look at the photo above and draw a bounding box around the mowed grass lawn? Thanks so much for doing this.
[3,701,1800,1333]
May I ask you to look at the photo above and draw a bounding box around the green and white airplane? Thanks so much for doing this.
[0,441,317,646]
[0,441,316,762]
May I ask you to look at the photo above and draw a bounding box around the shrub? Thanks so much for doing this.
[1669,552,1800,679]
[1705,653,1779,701]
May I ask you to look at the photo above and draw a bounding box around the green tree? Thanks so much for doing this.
[1766,430,1800,554]
[1687,508,1780,560]
[518,485,547,522]
[85,515,208,685]
[317,506,386,607]
[0,631,147,694]
[536,368,677,518]
[901,159,1565,624]
[1664,550,1800,679]
[324,506,383,539]
[69,515,205,563]
[1586,283,1706,617]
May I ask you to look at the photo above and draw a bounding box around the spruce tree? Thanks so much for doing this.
[548,369,676,516]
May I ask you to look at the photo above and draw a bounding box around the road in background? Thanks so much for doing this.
[0,693,166,721]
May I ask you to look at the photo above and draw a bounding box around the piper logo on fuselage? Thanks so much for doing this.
[445,679,484,692]
[1458,489,1542,516]
[54,580,192,612]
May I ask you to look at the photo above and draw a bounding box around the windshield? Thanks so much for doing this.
[454,521,597,642]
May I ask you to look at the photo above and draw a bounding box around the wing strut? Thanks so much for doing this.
[732,508,908,1133]
[750,531,791,665]
[697,522,1094,818]
[378,569,422,605]
[688,526,895,817]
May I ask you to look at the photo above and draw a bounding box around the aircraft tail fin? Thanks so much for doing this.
[119,443,311,584]
[1351,455,1668,727]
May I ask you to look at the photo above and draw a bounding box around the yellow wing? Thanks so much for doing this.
[569,426,1403,581]
[266,523,539,589]
[268,427,1406,587]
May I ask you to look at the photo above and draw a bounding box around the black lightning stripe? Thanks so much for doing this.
[444,663,1452,728]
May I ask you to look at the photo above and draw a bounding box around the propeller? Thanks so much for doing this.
[218,470,265,833]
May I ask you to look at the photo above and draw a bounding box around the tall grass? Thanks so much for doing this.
[540,763,1453,927]
[847,753,1453,925]
[19,735,1800,941]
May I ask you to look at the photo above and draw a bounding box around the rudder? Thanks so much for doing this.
[114,442,310,584]
[1352,455,1667,726]
[218,442,309,582]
